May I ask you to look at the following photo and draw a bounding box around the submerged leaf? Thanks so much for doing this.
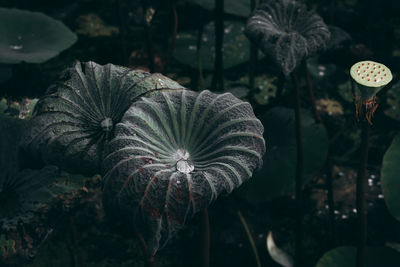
[245,0,330,75]
[0,8,77,64]
[102,90,265,255]
[20,61,184,175]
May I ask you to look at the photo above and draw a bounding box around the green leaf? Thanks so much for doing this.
[238,106,328,203]
[20,61,184,175]
[187,0,251,17]
[0,8,77,64]
[316,246,400,267]
[381,134,400,221]
[385,81,400,121]
[174,21,252,70]
[102,90,265,256]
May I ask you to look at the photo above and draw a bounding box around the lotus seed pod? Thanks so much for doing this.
[102,89,265,255]
[19,61,184,175]
[350,60,392,100]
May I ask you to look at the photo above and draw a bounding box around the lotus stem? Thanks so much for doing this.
[136,231,156,267]
[237,210,262,267]
[197,23,205,90]
[303,61,321,123]
[201,208,210,267]
[249,0,259,103]
[275,72,285,103]
[116,0,128,65]
[356,119,369,267]
[211,0,224,91]
[166,0,178,69]
[325,149,337,244]
[291,70,304,267]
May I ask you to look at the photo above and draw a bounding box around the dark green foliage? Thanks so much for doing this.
[19,61,184,175]
[0,8,77,64]
[245,0,330,75]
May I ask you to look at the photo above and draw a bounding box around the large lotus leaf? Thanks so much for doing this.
[0,8,77,64]
[316,246,400,267]
[385,81,400,121]
[245,0,330,76]
[174,21,252,70]
[238,106,328,203]
[381,134,400,221]
[19,61,184,176]
[187,0,251,17]
[102,90,265,255]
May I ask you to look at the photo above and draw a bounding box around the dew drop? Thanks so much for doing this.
[9,44,23,50]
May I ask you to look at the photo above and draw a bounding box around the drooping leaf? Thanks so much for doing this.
[174,21,253,70]
[245,0,331,76]
[381,134,400,221]
[102,90,265,255]
[238,106,328,203]
[20,61,184,175]
[187,0,251,17]
[385,81,400,121]
[0,8,77,64]
[316,246,400,267]
[267,231,294,267]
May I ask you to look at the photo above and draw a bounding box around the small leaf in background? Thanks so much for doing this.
[267,231,294,267]
[238,106,329,202]
[381,134,400,221]
[316,99,344,116]
[337,81,354,103]
[187,0,250,17]
[385,81,400,121]
[76,14,119,37]
[174,21,252,70]
[326,25,352,51]
[245,0,330,76]
[316,246,400,267]
[0,8,77,64]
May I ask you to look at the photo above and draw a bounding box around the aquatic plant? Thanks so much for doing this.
[245,0,330,76]
[0,8,77,64]
[19,61,184,175]
[102,89,265,256]
[349,60,392,267]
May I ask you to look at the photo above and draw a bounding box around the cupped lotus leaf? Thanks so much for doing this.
[238,106,328,203]
[381,134,400,221]
[350,61,392,100]
[0,8,77,64]
[174,21,253,70]
[245,0,330,76]
[102,90,265,255]
[19,61,184,175]
[316,246,400,267]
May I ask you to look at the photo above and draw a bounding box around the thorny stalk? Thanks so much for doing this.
[237,210,262,267]
[303,61,321,123]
